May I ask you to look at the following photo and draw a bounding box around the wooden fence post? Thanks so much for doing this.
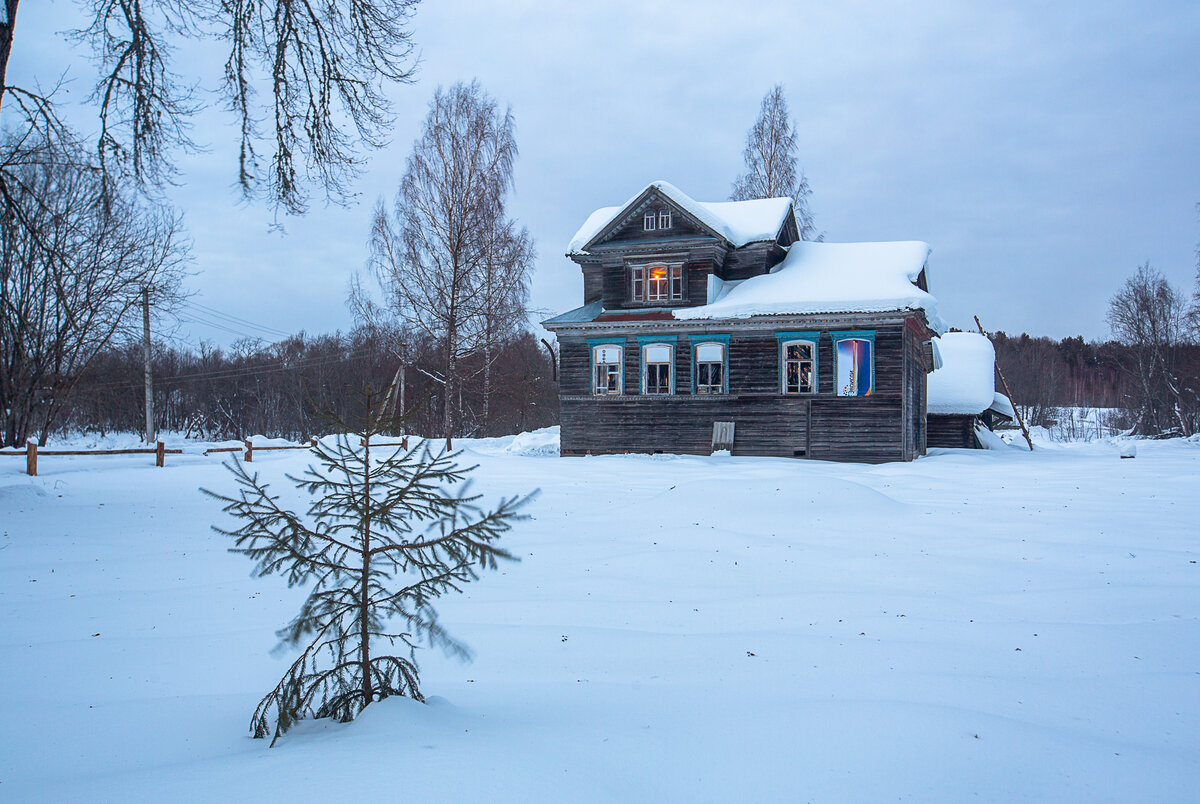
[310,437,318,449]
[156,441,166,467]
[26,441,37,477]
[244,439,253,462]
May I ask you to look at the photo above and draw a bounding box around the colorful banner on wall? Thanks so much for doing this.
[836,338,874,397]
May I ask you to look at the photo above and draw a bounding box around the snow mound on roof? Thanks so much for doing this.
[927,333,996,415]
[674,240,940,325]
[567,181,793,254]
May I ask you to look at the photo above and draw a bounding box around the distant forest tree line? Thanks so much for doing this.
[51,329,558,443]
[989,330,1200,436]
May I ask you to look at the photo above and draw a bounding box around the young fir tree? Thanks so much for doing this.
[204,387,532,745]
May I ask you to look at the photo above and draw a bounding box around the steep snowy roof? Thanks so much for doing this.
[927,332,997,415]
[567,181,794,254]
[674,240,942,327]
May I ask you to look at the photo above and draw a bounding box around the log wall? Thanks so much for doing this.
[557,319,925,463]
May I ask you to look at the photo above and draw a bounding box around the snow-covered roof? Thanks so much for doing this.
[567,181,794,255]
[927,332,996,415]
[674,240,942,327]
[989,391,1016,420]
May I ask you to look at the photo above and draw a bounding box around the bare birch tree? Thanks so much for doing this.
[472,219,534,434]
[731,84,821,241]
[367,81,533,448]
[1106,262,1191,436]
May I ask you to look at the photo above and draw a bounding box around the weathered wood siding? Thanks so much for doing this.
[927,414,979,449]
[604,202,708,245]
[719,242,788,280]
[902,317,930,460]
[561,396,811,458]
[580,260,603,304]
[557,320,924,463]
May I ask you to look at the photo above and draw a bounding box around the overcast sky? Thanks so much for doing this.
[7,0,1200,346]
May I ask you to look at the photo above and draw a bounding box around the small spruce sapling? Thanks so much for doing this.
[204,387,532,745]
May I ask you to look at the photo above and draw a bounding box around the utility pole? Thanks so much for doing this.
[142,286,155,444]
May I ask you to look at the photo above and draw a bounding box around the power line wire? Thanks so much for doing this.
[179,301,292,338]
[87,347,382,391]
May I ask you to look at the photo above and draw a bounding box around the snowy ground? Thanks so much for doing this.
[1,430,1198,801]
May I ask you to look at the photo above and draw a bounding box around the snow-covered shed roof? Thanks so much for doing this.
[927,332,997,415]
[567,181,794,255]
[674,240,942,328]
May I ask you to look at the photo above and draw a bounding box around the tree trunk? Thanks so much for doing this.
[482,344,491,436]
[444,337,456,451]
[360,432,373,704]
[0,1,20,109]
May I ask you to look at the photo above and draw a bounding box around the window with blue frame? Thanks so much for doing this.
[777,332,819,394]
[591,343,623,395]
[833,331,874,397]
[692,337,729,395]
[641,342,674,394]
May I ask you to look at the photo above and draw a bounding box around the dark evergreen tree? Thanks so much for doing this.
[204,387,532,745]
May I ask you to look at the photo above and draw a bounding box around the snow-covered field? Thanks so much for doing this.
[2,430,1198,801]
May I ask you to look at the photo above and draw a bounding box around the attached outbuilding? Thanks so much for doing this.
[926,332,1014,448]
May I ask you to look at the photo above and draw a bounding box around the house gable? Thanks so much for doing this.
[581,186,727,253]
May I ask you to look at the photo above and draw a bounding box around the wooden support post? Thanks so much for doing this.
[402,436,409,450]
[975,315,1034,452]
[310,437,318,448]
[26,441,37,476]
[156,440,166,467]
[244,439,253,462]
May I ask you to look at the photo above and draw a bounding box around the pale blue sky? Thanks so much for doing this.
[6,0,1199,345]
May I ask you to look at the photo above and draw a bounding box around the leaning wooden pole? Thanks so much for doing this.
[975,315,1034,451]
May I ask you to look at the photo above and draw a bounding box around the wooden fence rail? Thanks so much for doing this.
[2,436,410,476]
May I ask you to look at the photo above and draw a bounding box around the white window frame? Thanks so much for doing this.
[643,211,657,231]
[641,342,674,395]
[632,263,683,303]
[693,341,727,395]
[646,265,669,302]
[592,344,623,396]
[780,339,817,394]
[631,266,644,301]
[658,209,672,229]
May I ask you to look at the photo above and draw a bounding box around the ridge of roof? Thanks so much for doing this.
[566,181,794,255]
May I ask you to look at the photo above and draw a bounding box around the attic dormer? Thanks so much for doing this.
[566,181,799,311]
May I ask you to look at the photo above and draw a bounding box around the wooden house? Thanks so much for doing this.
[542,181,945,463]
[926,332,1014,448]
